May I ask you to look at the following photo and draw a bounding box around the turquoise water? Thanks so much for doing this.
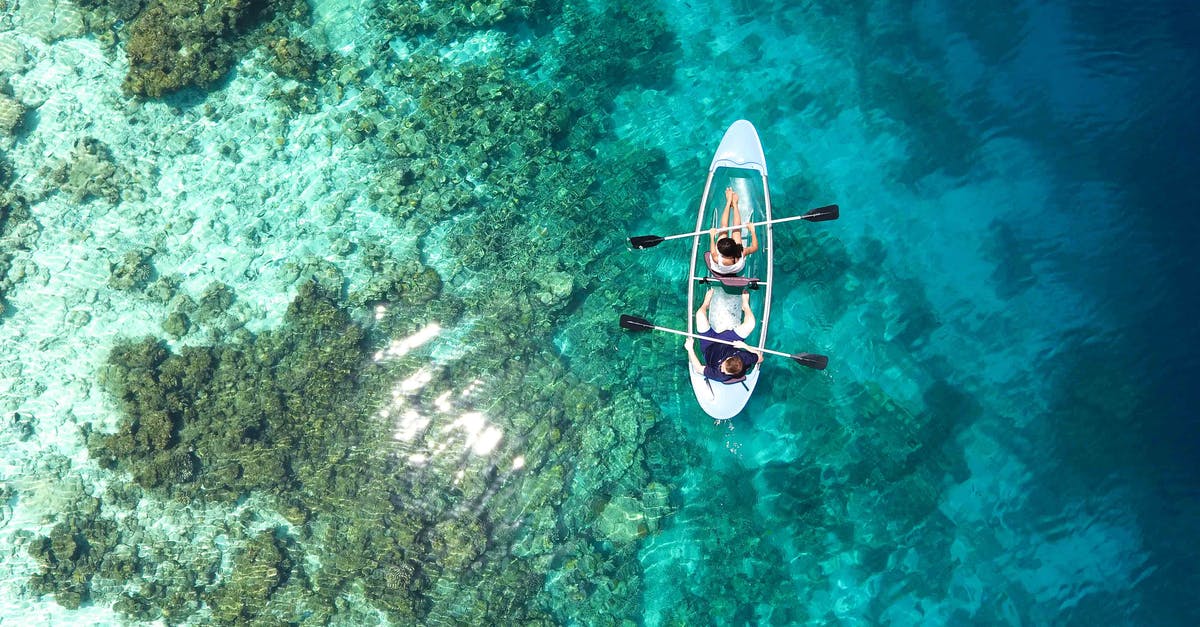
[1,0,1198,624]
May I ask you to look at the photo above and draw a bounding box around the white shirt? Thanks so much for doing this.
[709,254,745,275]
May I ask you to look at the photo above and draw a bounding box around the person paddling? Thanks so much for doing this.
[683,288,764,382]
[707,187,759,277]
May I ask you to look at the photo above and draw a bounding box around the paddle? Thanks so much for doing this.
[629,204,839,250]
[619,314,829,370]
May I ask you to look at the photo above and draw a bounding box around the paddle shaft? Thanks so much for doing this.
[642,322,799,360]
[655,212,830,244]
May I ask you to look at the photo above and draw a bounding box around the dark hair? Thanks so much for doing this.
[723,355,745,376]
[717,237,743,259]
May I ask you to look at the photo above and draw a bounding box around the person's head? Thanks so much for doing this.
[720,355,745,377]
[717,237,743,262]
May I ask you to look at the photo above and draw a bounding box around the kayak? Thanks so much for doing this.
[686,120,774,420]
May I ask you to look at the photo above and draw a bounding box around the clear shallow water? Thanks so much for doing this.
[0,0,1198,624]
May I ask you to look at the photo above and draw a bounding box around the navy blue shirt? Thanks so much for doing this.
[700,329,759,382]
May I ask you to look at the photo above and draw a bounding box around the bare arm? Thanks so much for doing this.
[732,340,765,361]
[720,187,734,233]
[742,221,759,256]
[683,339,705,374]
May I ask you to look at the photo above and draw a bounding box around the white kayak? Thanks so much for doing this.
[686,120,774,420]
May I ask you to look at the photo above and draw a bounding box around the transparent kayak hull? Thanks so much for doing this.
[686,120,774,420]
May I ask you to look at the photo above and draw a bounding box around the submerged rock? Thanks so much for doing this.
[161,311,190,338]
[17,0,85,43]
[0,94,25,136]
[46,137,127,204]
[0,34,31,78]
[534,270,573,306]
[596,495,647,544]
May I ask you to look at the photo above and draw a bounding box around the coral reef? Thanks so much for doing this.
[146,274,180,304]
[208,530,296,622]
[195,280,234,321]
[119,0,308,97]
[107,248,156,291]
[8,411,38,441]
[88,281,369,499]
[265,36,327,82]
[72,280,435,621]
[595,495,648,544]
[42,137,129,204]
[24,477,119,610]
[161,310,190,337]
[75,263,673,623]
[353,244,443,308]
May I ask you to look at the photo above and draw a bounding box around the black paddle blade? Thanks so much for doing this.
[802,204,840,222]
[793,352,829,370]
[628,235,665,249]
[619,314,654,331]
